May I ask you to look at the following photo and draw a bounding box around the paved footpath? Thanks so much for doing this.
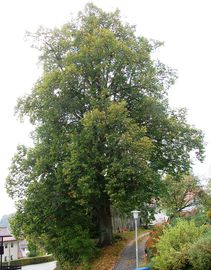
[113,232,149,270]
[22,261,56,270]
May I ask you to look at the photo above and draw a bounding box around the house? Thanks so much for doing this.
[0,227,26,263]
[19,240,27,258]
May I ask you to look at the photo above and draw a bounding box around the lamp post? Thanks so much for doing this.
[132,210,140,269]
[0,236,3,270]
[0,232,12,270]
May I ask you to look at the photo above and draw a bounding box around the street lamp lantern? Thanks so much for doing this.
[131,210,140,269]
[132,210,140,220]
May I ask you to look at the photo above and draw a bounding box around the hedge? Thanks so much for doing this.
[3,255,54,266]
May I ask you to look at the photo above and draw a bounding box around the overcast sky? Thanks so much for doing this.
[1,0,211,218]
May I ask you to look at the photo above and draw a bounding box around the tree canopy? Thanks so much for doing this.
[159,174,204,219]
[6,3,205,267]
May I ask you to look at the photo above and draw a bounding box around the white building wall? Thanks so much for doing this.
[3,241,19,262]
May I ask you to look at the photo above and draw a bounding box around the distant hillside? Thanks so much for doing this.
[0,214,13,227]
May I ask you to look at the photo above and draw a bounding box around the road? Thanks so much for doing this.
[22,261,56,270]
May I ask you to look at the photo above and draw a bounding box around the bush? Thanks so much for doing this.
[152,220,206,270]
[145,223,166,258]
[184,212,210,226]
[188,233,211,270]
[207,209,211,221]
[45,225,98,269]
[3,255,54,267]
[27,239,45,257]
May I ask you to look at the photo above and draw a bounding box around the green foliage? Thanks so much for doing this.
[207,210,211,220]
[152,220,206,270]
[27,239,45,257]
[65,102,158,211]
[145,223,166,260]
[6,3,205,267]
[185,212,210,226]
[160,174,203,219]
[44,225,98,269]
[188,232,211,270]
[200,179,211,213]
[3,255,54,267]
[8,163,98,266]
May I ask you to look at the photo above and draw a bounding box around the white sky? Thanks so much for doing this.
[0,0,211,218]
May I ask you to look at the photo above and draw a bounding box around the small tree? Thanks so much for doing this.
[159,174,203,220]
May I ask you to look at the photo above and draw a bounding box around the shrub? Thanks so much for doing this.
[26,240,45,257]
[3,255,54,267]
[188,233,211,270]
[207,209,211,220]
[152,220,206,270]
[45,225,98,269]
[184,212,210,226]
[145,223,167,258]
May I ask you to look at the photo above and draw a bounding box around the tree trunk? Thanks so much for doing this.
[97,197,113,247]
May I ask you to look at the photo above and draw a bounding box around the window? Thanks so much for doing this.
[4,256,7,262]
[11,255,13,260]
[11,243,13,248]
[5,244,7,249]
